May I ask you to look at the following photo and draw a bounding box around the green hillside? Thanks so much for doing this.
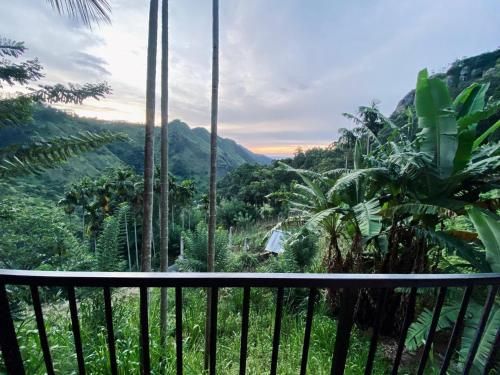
[0,106,270,199]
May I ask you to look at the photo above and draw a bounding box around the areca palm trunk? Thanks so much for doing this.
[125,211,132,271]
[159,0,170,360]
[134,216,139,269]
[205,0,219,370]
[141,0,159,273]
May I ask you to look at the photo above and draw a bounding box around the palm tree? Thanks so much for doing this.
[141,0,159,273]
[337,127,357,168]
[206,0,219,370]
[159,0,170,360]
[207,0,219,274]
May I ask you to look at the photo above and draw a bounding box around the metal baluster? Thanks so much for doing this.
[391,288,417,375]
[103,287,118,375]
[68,286,86,375]
[416,287,447,375]
[209,287,219,375]
[31,285,55,375]
[300,288,317,375]
[439,286,473,375]
[0,283,25,375]
[239,287,251,375]
[331,288,356,375]
[140,287,150,375]
[463,285,498,374]
[364,289,388,375]
[176,287,183,375]
[270,287,284,375]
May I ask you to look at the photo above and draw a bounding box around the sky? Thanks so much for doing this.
[2,0,499,157]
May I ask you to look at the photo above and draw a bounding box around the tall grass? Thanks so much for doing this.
[8,287,393,374]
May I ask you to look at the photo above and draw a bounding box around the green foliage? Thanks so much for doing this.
[467,206,500,273]
[5,288,392,374]
[408,299,500,374]
[406,303,460,351]
[0,197,94,270]
[0,37,125,180]
[352,198,382,237]
[178,223,229,272]
[416,68,458,178]
[0,97,32,128]
[0,131,129,179]
[283,228,318,272]
[228,251,260,272]
[95,204,128,272]
[460,303,500,373]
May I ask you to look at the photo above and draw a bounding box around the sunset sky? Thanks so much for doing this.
[3,0,500,157]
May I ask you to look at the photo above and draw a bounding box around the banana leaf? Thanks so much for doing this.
[415,69,458,179]
[467,206,500,273]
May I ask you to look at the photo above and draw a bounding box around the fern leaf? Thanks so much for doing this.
[406,304,460,351]
[0,131,128,179]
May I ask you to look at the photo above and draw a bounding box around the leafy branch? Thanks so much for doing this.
[0,131,129,178]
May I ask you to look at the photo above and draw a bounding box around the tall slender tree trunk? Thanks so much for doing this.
[159,0,170,364]
[82,208,85,239]
[207,0,219,279]
[125,211,132,271]
[205,0,219,370]
[134,216,139,270]
[141,0,159,273]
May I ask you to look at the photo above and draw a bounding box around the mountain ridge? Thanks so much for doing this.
[0,106,271,198]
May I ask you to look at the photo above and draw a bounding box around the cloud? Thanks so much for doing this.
[2,0,500,155]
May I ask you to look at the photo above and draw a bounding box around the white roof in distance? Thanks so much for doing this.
[265,230,287,254]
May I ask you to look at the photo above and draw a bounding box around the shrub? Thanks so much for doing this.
[177,222,229,272]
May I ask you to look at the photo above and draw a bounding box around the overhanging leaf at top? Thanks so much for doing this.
[415,69,458,179]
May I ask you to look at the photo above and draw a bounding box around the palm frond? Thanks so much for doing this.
[460,303,500,373]
[406,304,460,351]
[328,168,388,198]
[304,207,343,231]
[45,0,111,27]
[384,203,456,219]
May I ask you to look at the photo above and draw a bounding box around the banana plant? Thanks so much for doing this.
[407,207,500,373]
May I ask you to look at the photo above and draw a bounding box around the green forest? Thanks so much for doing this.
[1,2,500,374]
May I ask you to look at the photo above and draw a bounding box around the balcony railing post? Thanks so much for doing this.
[391,287,417,375]
[0,283,25,375]
[331,288,356,375]
[364,288,388,375]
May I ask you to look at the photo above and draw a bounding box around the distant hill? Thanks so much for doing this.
[0,106,271,198]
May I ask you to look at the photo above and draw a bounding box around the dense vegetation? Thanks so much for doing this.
[1,33,499,374]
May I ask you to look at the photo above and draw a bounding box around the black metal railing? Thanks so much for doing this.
[0,270,499,374]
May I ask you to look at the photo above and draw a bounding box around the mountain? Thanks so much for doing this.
[391,48,500,122]
[0,106,271,198]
